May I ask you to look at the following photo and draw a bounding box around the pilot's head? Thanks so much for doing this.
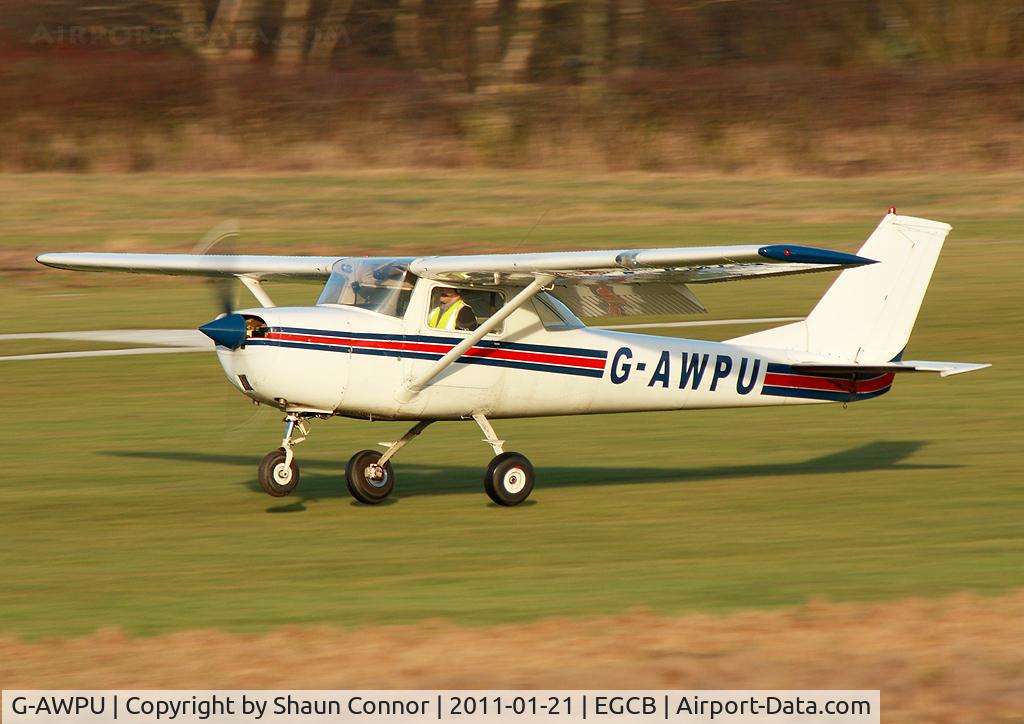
[437,287,461,305]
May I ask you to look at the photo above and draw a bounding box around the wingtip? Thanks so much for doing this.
[757,244,877,267]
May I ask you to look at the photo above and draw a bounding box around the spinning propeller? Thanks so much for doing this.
[195,221,249,350]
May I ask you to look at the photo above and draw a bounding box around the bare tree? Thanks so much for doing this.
[277,0,313,64]
[395,0,428,68]
[611,0,644,69]
[307,0,353,64]
[492,0,541,87]
[206,0,260,58]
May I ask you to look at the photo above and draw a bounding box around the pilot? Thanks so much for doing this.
[428,287,478,331]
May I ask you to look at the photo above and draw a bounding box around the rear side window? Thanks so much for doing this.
[534,292,584,329]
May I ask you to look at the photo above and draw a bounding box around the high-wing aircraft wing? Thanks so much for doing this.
[38,244,869,280]
[37,242,872,318]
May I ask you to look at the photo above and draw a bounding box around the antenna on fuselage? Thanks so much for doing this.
[509,209,550,255]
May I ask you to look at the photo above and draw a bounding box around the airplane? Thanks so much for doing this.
[36,210,988,506]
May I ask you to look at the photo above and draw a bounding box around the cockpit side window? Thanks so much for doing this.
[426,286,505,333]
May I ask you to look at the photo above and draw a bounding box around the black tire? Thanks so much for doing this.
[258,447,299,497]
[346,449,395,504]
[484,452,535,506]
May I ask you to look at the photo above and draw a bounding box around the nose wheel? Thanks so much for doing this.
[258,447,300,497]
[256,413,317,498]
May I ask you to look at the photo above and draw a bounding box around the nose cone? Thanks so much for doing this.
[199,313,247,349]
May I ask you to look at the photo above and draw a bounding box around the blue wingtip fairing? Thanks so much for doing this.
[199,313,247,349]
[757,244,877,267]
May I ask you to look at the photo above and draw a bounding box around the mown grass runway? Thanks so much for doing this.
[0,173,1020,638]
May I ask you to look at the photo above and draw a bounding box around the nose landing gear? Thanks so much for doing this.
[256,413,315,497]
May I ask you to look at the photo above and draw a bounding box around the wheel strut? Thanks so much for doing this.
[280,413,312,469]
[376,420,435,468]
[472,413,505,455]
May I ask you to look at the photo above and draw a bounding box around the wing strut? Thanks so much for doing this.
[239,277,276,307]
[396,274,556,402]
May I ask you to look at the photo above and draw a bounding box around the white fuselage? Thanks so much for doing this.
[212,282,894,421]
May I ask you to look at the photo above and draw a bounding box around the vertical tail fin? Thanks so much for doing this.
[728,213,951,363]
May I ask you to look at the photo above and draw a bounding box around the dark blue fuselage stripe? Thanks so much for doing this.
[272,327,608,359]
[470,338,607,359]
[762,385,892,402]
[249,339,352,353]
[274,326,404,341]
[247,339,604,378]
[458,355,604,378]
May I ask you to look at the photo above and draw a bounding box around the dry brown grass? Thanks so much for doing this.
[5,56,1024,175]
[2,590,1021,723]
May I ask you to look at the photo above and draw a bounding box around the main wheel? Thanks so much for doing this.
[258,447,299,497]
[346,449,395,504]
[484,452,535,506]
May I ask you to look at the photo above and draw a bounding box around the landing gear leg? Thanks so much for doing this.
[257,413,311,497]
[346,420,434,504]
[474,414,535,506]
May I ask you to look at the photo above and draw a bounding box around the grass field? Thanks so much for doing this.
[0,172,1021,642]
[2,592,1021,722]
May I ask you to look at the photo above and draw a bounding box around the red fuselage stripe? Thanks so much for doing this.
[265,331,607,370]
[764,372,895,394]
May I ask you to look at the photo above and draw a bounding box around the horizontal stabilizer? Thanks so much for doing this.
[792,360,991,378]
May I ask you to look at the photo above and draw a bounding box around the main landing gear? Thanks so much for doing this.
[473,414,535,506]
[344,415,535,506]
[254,413,536,506]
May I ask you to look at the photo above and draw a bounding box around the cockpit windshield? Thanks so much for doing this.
[316,258,415,318]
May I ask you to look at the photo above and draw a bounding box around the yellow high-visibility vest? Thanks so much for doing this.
[428,298,469,330]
